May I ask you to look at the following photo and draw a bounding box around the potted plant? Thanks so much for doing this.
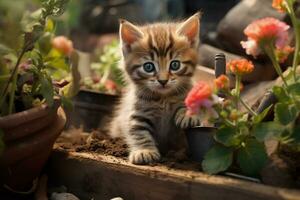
[184,0,300,185]
[239,0,300,186]
[67,40,123,131]
[0,0,75,193]
[184,53,226,162]
[184,57,271,178]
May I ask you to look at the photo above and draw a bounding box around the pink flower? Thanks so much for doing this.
[241,18,290,57]
[185,82,213,115]
[241,40,261,57]
[52,36,74,56]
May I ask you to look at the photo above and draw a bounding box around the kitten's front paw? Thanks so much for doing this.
[129,148,161,165]
[175,108,201,129]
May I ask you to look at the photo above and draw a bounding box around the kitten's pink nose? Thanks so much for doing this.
[158,79,168,86]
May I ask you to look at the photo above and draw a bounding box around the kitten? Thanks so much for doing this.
[109,13,201,165]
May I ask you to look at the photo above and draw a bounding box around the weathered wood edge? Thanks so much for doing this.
[49,149,300,200]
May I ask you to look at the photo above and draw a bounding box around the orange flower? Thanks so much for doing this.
[52,36,74,56]
[227,59,254,75]
[241,18,290,57]
[272,0,285,13]
[275,45,294,63]
[185,82,212,115]
[214,75,230,90]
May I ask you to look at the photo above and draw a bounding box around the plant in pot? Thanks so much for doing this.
[184,0,300,184]
[240,0,300,186]
[0,0,76,193]
[184,58,270,178]
[67,40,124,131]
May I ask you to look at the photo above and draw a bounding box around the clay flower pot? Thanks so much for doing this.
[185,127,216,162]
[0,99,66,192]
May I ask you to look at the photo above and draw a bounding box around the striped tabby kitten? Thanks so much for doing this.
[110,13,201,164]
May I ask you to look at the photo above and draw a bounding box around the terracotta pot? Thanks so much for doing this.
[0,100,66,192]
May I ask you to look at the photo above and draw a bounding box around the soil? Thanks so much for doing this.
[54,128,201,171]
[54,128,300,188]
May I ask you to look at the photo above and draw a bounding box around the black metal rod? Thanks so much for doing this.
[215,53,226,78]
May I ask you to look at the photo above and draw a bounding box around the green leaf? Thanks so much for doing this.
[274,103,298,125]
[21,9,43,33]
[60,95,73,111]
[39,74,54,106]
[273,86,290,102]
[38,32,53,55]
[283,67,294,84]
[252,105,272,124]
[253,121,284,142]
[45,19,55,32]
[237,139,268,177]
[287,82,300,96]
[41,0,69,17]
[215,126,240,147]
[290,126,300,144]
[46,57,69,72]
[202,145,233,174]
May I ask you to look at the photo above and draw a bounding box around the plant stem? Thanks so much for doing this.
[0,47,26,110]
[285,1,300,81]
[8,72,17,114]
[264,45,288,87]
[235,75,241,109]
[224,118,236,127]
[1,48,26,98]
[238,96,257,116]
[215,105,236,127]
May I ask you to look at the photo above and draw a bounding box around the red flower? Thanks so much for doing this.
[214,75,230,90]
[105,79,117,91]
[52,36,74,56]
[185,82,212,115]
[241,18,290,57]
[227,59,254,76]
[272,0,285,13]
[275,45,294,63]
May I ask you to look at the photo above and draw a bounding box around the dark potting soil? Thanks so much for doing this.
[55,128,201,171]
[54,128,300,188]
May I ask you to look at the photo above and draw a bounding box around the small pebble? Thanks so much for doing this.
[110,197,124,200]
[51,192,80,200]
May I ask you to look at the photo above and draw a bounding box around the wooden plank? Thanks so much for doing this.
[193,65,215,87]
[48,150,300,200]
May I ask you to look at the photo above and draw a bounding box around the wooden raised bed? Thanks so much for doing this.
[47,66,299,200]
[48,150,300,200]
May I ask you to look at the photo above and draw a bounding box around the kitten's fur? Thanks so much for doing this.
[110,13,201,164]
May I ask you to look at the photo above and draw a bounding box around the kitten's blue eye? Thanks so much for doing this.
[143,62,155,73]
[170,60,181,71]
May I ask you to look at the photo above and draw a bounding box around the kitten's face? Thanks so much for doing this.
[120,13,200,96]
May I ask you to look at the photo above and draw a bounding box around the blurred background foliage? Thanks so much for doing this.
[0,0,239,53]
[0,0,239,96]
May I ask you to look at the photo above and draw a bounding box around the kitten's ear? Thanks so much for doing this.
[119,19,144,45]
[177,12,201,45]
